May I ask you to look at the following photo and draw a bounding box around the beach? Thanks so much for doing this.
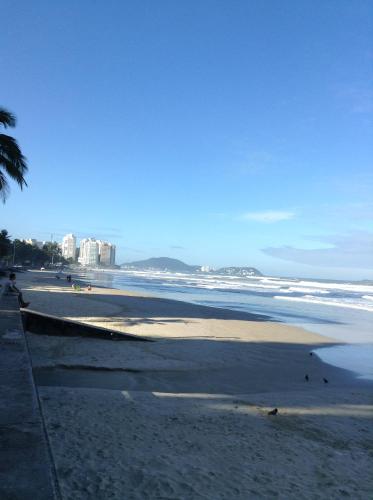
[17,271,373,498]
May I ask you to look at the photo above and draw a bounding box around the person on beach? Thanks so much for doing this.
[3,272,30,308]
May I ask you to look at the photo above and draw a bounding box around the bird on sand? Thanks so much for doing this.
[305,374,309,381]
[268,408,278,416]
[323,378,329,384]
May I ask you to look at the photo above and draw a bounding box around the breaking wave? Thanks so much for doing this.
[274,295,373,312]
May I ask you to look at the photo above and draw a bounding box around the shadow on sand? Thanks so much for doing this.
[31,335,373,395]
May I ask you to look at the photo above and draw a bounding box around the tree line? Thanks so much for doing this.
[0,229,67,268]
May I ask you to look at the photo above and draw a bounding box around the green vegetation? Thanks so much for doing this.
[0,229,12,259]
[0,229,67,267]
[0,107,28,202]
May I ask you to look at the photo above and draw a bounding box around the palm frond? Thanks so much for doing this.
[0,109,28,202]
[0,108,16,128]
[0,171,9,203]
[0,134,28,188]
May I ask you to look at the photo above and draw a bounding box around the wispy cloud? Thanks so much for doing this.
[241,210,296,223]
[170,245,185,250]
[262,231,373,269]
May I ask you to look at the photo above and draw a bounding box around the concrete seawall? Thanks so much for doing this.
[22,309,152,342]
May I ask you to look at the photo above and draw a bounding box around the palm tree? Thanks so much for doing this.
[0,107,28,202]
[0,229,12,258]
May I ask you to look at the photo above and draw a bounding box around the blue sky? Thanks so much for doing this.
[1,0,372,279]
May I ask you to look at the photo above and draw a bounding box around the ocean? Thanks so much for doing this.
[78,269,373,380]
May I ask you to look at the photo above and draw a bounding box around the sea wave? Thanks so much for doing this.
[261,278,373,294]
[119,271,284,291]
[119,270,373,294]
[287,286,329,294]
[274,295,373,312]
[86,269,373,312]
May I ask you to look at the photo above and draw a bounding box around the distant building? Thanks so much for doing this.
[78,238,99,267]
[200,265,212,272]
[61,234,77,261]
[24,238,43,249]
[98,241,116,266]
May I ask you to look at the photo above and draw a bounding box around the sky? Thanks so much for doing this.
[1,0,372,279]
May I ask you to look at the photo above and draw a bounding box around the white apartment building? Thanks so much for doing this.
[24,238,43,249]
[61,234,77,260]
[78,238,99,267]
[200,265,212,272]
[98,241,116,266]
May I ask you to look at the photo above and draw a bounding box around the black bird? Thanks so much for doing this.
[309,352,313,356]
[268,408,278,416]
[305,374,309,382]
[323,378,329,384]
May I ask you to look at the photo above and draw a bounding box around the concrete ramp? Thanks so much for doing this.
[22,309,152,342]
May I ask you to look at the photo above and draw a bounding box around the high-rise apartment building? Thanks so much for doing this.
[98,241,116,266]
[61,234,77,261]
[24,238,44,249]
[78,238,99,267]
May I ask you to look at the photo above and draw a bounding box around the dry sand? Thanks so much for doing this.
[16,271,373,498]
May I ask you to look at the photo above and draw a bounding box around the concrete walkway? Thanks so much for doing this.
[0,295,59,500]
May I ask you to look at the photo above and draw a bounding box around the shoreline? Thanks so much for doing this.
[18,271,349,364]
[74,268,373,381]
[17,270,371,387]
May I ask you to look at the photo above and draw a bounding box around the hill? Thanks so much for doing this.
[121,257,262,276]
[121,257,199,272]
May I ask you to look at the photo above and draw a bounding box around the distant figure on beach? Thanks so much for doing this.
[87,284,92,291]
[268,408,278,416]
[3,273,30,308]
[66,275,72,283]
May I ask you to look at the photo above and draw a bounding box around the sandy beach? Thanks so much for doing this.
[16,271,373,498]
